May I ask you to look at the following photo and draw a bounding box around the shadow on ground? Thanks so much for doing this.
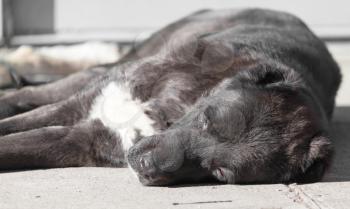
[323,106,350,182]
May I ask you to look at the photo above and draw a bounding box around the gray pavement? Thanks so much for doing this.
[0,43,350,209]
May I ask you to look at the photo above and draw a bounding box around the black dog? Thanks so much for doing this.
[0,9,341,186]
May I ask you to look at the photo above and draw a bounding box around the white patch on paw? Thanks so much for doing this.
[89,82,155,152]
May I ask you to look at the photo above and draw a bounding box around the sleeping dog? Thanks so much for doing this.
[0,9,341,186]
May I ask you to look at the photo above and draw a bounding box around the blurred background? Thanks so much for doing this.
[0,0,349,105]
[1,0,350,45]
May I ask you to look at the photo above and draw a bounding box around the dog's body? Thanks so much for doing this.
[0,9,341,185]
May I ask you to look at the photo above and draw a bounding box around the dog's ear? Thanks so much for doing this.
[193,40,236,74]
[292,134,333,183]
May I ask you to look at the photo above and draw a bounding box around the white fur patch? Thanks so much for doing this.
[89,82,155,152]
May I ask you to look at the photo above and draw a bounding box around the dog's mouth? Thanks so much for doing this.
[212,167,235,183]
[137,152,167,185]
[137,172,172,186]
[130,154,235,186]
[127,130,230,186]
[127,146,173,186]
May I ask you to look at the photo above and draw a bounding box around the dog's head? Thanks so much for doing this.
[127,69,333,186]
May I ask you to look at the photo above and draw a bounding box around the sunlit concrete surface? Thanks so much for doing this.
[328,43,350,106]
[0,43,349,209]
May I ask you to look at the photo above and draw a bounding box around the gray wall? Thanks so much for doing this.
[3,0,350,45]
[55,0,350,37]
[12,0,54,34]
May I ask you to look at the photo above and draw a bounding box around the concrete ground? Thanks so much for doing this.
[0,43,350,209]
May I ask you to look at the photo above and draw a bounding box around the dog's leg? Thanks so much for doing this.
[0,66,107,119]
[0,120,125,170]
[0,86,99,136]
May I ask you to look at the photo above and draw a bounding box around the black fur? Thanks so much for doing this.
[0,9,341,186]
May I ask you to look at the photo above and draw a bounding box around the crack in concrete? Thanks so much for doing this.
[172,200,233,205]
[286,184,333,209]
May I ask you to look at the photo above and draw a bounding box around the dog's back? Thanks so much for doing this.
[122,9,341,122]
